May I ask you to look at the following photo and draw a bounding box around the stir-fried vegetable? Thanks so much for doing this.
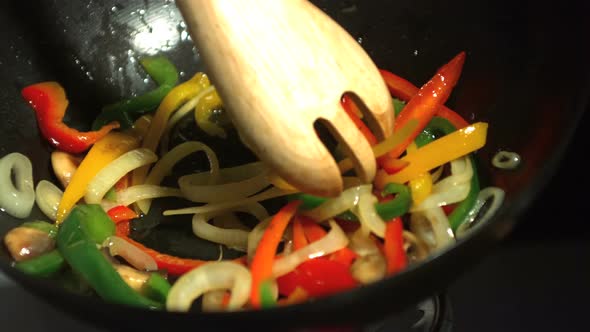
[92,56,179,130]
[21,82,119,153]
[57,205,161,309]
[2,52,510,312]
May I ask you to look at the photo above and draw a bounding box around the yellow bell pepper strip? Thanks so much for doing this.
[133,73,210,186]
[21,82,119,154]
[56,131,140,223]
[124,114,152,141]
[375,122,488,187]
[194,87,227,138]
[415,116,481,231]
[406,143,433,205]
[250,200,301,309]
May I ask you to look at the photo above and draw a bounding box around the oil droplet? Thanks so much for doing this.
[180,30,189,41]
[143,78,150,84]
[179,71,186,77]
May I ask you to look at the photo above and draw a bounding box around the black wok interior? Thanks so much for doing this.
[0,0,588,330]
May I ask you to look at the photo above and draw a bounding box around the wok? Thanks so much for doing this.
[0,0,588,330]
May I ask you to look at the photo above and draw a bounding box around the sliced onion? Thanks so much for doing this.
[353,184,386,238]
[179,162,269,204]
[50,151,81,188]
[103,236,158,271]
[492,151,521,170]
[137,141,219,213]
[430,165,444,183]
[202,290,228,312]
[164,186,295,216]
[411,157,473,212]
[410,207,455,250]
[35,180,63,221]
[302,185,362,222]
[85,148,158,204]
[350,253,387,284]
[0,153,35,218]
[349,228,381,257]
[402,230,429,263]
[166,261,251,312]
[115,185,184,207]
[161,86,214,154]
[272,220,348,277]
[212,213,250,231]
[456,187,505,239]
[192,212,253,252]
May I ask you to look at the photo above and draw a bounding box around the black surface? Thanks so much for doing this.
[1,0,589,330]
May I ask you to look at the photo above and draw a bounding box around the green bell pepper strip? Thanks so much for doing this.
[56,204,161,309]
[413,116,481,231]
[104,187,117,202]
[21,220,58,238]
[393,98,406,117]
[289,183,411,222]
[92,56,179,130]
[14,250,65,278]
[142,273,171,304]
[260,280,277,309]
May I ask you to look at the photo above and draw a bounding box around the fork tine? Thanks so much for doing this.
[322,107,377,184]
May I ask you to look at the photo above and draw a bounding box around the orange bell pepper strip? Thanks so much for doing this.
[21,82,119,154]
[250,201,301,308]
[56,131,140,223]
[292,217,308,251]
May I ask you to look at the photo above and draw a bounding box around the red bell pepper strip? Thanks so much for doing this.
[380,156,410,174]
[276,258,357,298]
[379,67,469,130]
[384,217,407,275]
[341,95,378,146]
[107,205,138,224]
[250,201,301,308]
[299,218,358,266]
[379,52,466,160]
[21,82,119,154]
[114,220,246,276]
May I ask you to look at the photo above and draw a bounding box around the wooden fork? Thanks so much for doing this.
[176,0,394,197]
